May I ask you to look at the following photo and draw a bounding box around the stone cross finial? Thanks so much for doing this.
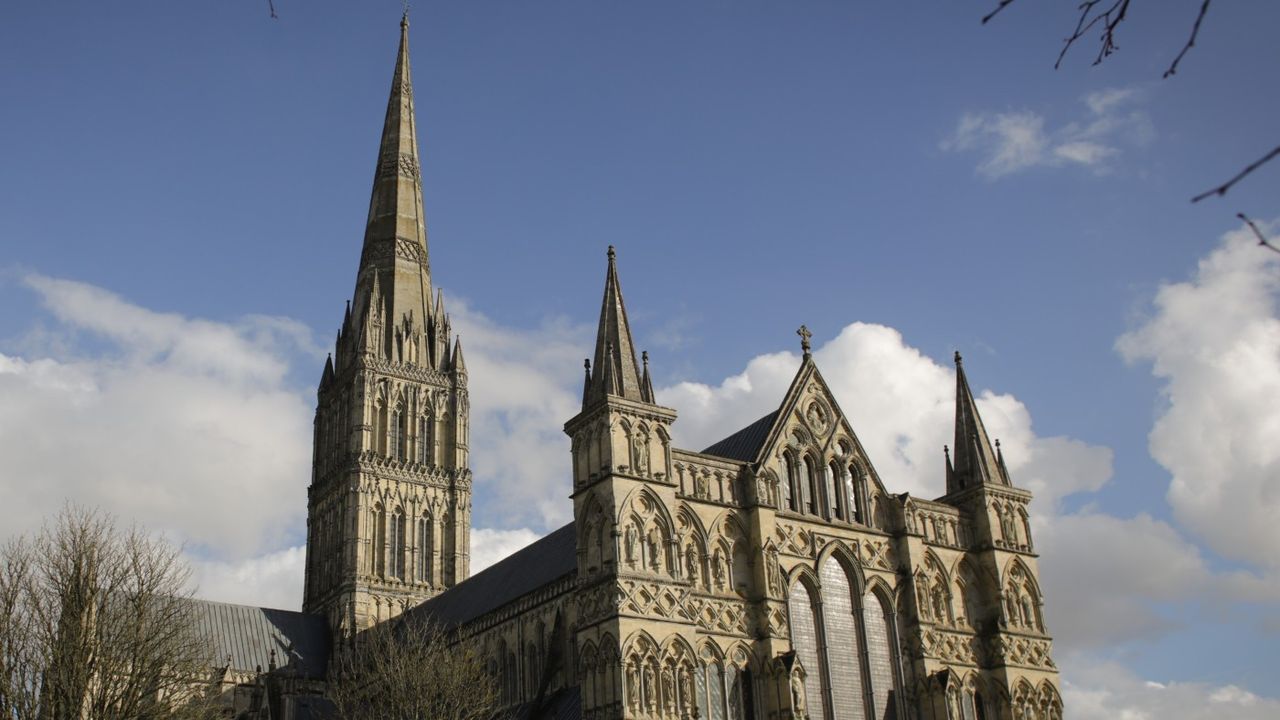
[797,325,812,356]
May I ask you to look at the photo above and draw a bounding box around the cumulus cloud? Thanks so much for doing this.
[1062,659,1280,720]
[0,275,316,560]
[1117,221,1280,569]
[471,527,545,572]
[448,299,590,531]
[190,545,306,610]
[941,87,1153,179]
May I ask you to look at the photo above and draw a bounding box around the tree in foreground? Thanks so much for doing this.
[328,615,500,720]
[0,506,219,720]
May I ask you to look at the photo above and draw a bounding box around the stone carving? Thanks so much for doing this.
[624,525,638,567]
[633,432,649,475]
[791,671,807,716]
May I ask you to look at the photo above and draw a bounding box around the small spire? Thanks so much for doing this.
[954,350,963,366]
[451,336,466,373]
[582,359,591,405]
[640,350,655,403]
[947,353,1008,493]
[797,325,813,357]
[584,246,645,407]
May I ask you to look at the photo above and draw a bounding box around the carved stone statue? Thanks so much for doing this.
[626,663,640,710]
[712,550,726,589]
[633,432,649,475]
[694,472,709,499]
[686,547,699,583]
[790,671,807,716]
[624,524,638,566]
[647,528,662,571]
[767,549,783,596]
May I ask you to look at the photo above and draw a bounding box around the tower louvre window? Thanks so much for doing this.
[417,514,432,582]
[391,408,406,461]
[418,416,431,464]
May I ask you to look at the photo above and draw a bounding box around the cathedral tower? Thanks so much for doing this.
[303,15,470,635]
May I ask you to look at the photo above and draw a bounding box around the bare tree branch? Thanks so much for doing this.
[1163,0,1211,78]
[1237,213,1280,255]
[1192,145,1280,203]
[980,0,1019,25]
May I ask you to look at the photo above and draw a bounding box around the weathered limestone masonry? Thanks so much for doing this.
[302,16,470,636]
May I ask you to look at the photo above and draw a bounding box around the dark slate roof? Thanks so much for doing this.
[408,522,577,630]
[189,598,330,679]
[510,686,582,720]
[700,410,778,462]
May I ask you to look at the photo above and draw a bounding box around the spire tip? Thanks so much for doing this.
[954,350,963,366]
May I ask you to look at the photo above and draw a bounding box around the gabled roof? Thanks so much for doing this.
[408,522,577,630]
[700,411,779,462]
[188,598,330,679]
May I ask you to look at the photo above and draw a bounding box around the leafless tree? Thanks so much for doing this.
[982,0,1277,233]
[0,506,220,720]
[327,615,501,720]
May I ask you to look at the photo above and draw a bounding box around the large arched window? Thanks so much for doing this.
[787,578,826,720]
[819,557,866,720]
[863,587,899,719]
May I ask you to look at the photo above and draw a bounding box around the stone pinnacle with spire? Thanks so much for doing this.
[584,246,645,408]
[947,351,1009,494]
[351,14,432,342]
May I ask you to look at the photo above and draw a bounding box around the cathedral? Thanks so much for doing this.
[198,16,1062,720]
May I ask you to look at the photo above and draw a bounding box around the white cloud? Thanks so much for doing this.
[471,527,544,573]
[449,299,590,531]
[942,86,1152,178]
[1062,659,1280,720]
[661,322,1112,508]
[1117,222,1280,569]
[190,545,305,611]
[0,275,316,560]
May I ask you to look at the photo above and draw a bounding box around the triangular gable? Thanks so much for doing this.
[748,357,889,495]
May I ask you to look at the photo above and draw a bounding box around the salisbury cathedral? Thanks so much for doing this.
[197,16,1061,720]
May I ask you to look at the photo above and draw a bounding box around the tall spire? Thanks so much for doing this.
[947,351,1009,493]
[352,15,432,342]
[584,246,645,408]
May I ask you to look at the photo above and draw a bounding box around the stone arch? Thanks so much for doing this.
[917,550,953,625]
[1002,557,1044,631]
[577,493,612,574]
[1037,680,1062,720]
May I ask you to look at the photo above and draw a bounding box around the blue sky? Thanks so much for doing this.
[2,2,1278,717]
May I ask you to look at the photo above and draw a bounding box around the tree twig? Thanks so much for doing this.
[1237,213,1280,255]
[1164,0,1211,77]
[1053,0,1131,70]
[980,0,1019,25]
[268,0,278,19]
[1192,145,1280,202]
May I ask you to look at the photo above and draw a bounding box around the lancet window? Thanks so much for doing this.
[373,503,386,577]
[388,507,406,579]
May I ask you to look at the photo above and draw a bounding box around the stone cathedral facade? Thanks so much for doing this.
[208,16,1064,720]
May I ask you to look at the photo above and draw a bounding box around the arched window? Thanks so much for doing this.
[787,579,827,720]
[829,460,845,520]
[801,456,820,515]
[373,503,386,577]
[819,557,867,720]
[848,463,866,524]
[783,452,799,512]
[417,514,432,582]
